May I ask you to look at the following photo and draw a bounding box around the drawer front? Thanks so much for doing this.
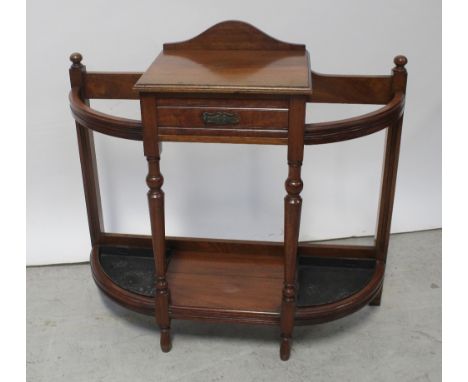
[156,99,289,130]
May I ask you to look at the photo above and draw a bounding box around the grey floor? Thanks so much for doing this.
[27,230,441,382]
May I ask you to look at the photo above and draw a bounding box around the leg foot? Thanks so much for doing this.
[160,327,172,352]
[370,287,383,306]
[280,336,291,361]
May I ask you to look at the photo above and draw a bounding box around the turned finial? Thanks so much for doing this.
[393,55,408,68]
[392,55,408,92]
[70,52,83,68]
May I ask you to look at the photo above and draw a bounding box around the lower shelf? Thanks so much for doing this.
[98,244,377,323]
[166,250,283,318]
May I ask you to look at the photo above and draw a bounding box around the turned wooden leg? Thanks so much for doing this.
[280,97,306,361]
[280,283,297,361]
[146,156,172,352]
[280,166,303,361]
[156,277,172,352]
[141,94,172,353]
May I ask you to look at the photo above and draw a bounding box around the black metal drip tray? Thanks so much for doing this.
[100,252,155,297]
[297,258,375,306]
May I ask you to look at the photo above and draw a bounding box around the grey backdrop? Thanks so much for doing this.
[27,0,441,265]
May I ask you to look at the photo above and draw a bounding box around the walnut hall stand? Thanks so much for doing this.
[68,21,408,361]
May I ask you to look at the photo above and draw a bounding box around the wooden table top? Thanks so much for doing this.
[134,49,311,95]
[134,21,312,96]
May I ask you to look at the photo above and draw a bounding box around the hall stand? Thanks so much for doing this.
[69,21,407,361]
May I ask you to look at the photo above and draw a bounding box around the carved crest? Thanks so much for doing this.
[163,20,305,51]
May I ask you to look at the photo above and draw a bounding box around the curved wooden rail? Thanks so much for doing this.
[304,92,405,145]
[70,86,404,145]
[69,87,143,141]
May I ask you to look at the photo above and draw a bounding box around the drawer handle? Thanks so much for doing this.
[202,111,240,125]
